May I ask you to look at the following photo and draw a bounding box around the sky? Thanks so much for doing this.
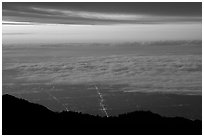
[2,2,202,44]
[2,3,202,98]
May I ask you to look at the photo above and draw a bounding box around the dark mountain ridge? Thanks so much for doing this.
[2,94,202,135]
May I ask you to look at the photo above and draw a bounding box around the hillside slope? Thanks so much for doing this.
[2,94,201,135]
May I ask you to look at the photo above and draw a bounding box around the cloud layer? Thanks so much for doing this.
[4,55,201,95]
[3,2,202,25]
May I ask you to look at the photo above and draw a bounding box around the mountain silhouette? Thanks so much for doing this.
[3,94,201,135]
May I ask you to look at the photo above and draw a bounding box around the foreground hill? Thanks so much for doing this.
[2,94,201,135]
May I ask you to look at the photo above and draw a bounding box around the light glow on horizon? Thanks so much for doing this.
[3,23,202,45]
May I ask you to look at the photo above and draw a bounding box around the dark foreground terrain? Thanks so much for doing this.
[3,94,201,135]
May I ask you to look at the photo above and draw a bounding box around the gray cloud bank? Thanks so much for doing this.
[4,55,201,95]
[3,2,202,25]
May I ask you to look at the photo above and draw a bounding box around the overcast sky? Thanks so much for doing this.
[3,2,202,25]
[2,2,202,44]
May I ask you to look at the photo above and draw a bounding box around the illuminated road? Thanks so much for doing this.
[94,85,109,117]
[42,86,69,112]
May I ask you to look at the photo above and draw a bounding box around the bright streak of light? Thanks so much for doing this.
[41,85,69,112]
[94,85,109,117]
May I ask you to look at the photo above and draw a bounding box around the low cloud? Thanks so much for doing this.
[4,55,202,95]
